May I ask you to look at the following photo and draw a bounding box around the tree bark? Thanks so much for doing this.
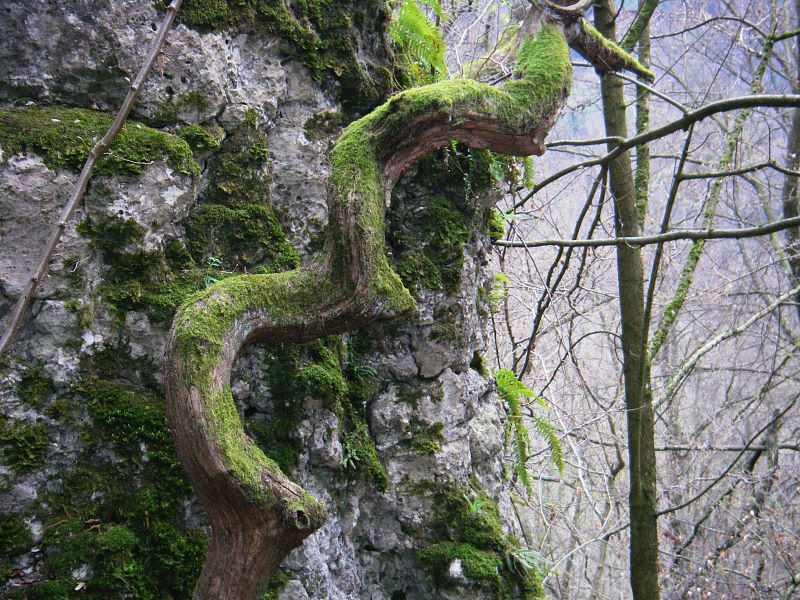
[594,1,660,598]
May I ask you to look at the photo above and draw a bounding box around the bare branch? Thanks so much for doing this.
[610,71,689,113]
[514,94,800,209]
[681,160,800,180]
[543,0,593,17]
[662,284,800,402]
[0,0,184,357]
[493,215,800,248]
[656,395,799,517]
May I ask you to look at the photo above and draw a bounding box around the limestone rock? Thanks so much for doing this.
[0,4,523,599]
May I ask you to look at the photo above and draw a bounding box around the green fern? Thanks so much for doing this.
[495,369,564,495]
[531,415,564,475]
[389,0,446,86]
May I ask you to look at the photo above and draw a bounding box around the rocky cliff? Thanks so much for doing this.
[0,2,535,598]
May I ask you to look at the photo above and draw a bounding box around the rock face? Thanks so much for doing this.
[0,2,531,598]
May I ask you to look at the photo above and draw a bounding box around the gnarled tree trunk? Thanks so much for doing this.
[164,9,646,598]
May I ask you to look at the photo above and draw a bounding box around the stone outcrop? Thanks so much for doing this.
[0,2,533,598]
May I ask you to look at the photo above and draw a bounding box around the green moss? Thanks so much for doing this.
[19,344,206,598]
[36,518,203,599]
[173,0,394,111]
[179,119,300,274]
[244,343,305,474]
[79,155,299,322]
[414,482,544,599]
[63,254,88,290]
[153,91,211,125]
[259,568,292,600]
[408,420,444,455]
[488,209,506,242]
[8,580,72,599]
[430,483,507,551]
[396,253,442,293]
[43,397,76,422]
[385,144,506,296]
[301,360,348,410]
[244,338,387,490]
[16,367,54,407]
[77,217,200,322]
[470,351,490,378]
[341,421,388,490]
[64,299,93,329]
[0,418,49,474]
[185,204,299,272]
[417,541,503,589]
[177,123,224,152]
[0,107,198,176]
[431,304,464,346]
[0,513,31,556]
[303,110,343,141]
[388,192,472,295]
[579,19,655,81]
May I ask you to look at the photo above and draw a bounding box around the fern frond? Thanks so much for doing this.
[495,369,564,488]
[389,0,446,86]
[532,415,564,476]
[414,0,445,20]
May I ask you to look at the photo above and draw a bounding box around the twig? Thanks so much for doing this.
[662,284,800,401]
[493,215,800,248]
[0,0,183,357]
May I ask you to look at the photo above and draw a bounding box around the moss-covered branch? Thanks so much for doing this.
[164,24,572,600]
[565,19,655,81]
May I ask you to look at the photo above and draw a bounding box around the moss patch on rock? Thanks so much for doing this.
[9,344,206,599]
[172,0,395,111]
[0,514,31,556]
[183,119,300,273]
[245,336,388,490]
[76,118,298,325]
[177,123,224,152]
[387,149,491,296]
[407,419,445,455]
[0,107,198,176]
[0,418,49,474]
[415,481,544,599]
[77,217,207,323]
[16,367,54,408]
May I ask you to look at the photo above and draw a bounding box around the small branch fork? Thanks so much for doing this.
[0,0,183,357]
[512,94,800,211]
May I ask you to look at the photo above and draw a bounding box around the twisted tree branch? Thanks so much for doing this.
[165,24,574,600]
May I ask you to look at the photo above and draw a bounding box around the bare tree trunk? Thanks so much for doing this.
[783,0,800,320]
[594,1,660,598]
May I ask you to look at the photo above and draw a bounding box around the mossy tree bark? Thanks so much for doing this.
[594,1,660,599]
[165,22,574,600]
